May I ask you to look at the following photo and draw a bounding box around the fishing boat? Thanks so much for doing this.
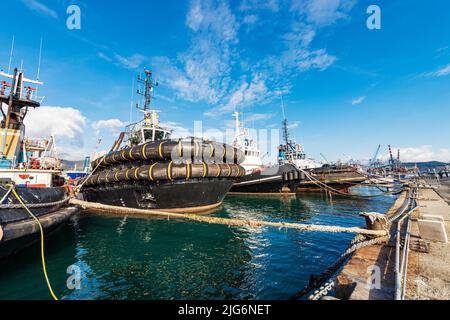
[229,112,303,195]
[0,68,77,257]
[79,70,245,211]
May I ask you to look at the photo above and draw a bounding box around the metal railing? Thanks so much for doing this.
[394,185,418,300]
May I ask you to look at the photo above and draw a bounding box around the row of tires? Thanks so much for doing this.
[282,170,302,182]
[83,161,246,186]
[91,139,245,169]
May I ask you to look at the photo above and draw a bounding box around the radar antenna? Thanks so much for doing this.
[136,69,158,112]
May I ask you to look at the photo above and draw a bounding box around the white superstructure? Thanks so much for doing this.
[231,112,263,174]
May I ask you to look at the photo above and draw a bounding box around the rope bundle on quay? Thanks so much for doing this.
[290,183,421,300]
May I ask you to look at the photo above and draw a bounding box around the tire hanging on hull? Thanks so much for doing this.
[91,138,245,169]
[82,162,245,187]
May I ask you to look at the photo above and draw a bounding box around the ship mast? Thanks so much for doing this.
[0,68,42,158]
[280,94,294,153]
[136,69,157,112]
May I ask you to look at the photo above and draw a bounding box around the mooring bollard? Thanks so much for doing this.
[360,212,390,231]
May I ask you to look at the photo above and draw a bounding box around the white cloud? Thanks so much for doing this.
[154,0,240,105]
[97,51,147,69]
[379,145,450,163]
[160,121,191,139]
[24,106,88,161]
[186,0,204,31]
[260,21,336,78]
[239,0,279,12]
[204,74,270,117]
[113,53,146,69]
[148,0,351,119]
[351,96,366,105]
[242,14,259,25]
[292,0,357,27]
[25,106,86,139]
[97,52,113,62]
[92,118,126,134]
[425,63,450,77]
[244,113,274,122]
[287,121,300,129]
[19,0,58,19]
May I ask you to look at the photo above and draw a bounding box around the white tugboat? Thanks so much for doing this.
[228,111,303,195]
[231,111,263,174]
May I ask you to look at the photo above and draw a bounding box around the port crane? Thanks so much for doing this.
[320,153,329,164]
[370,144,381,167]
[388,145,396,170]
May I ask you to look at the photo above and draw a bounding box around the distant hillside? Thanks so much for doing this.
[61,159,86,171]
[402,161,448,170]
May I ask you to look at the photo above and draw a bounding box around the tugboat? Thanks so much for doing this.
[0,68,77,257]
[276,112,366,192]
[229,112,303,195]
[231,111,263,174]
[79,70,245,212]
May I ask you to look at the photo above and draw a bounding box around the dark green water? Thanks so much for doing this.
[0,187,396,300]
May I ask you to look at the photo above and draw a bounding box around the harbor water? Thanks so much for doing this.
[0,186,396,300]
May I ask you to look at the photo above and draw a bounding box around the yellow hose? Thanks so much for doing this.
[10,186,59,300]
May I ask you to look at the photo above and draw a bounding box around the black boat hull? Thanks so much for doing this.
[229,164,302,194]
[82,178,234,211]
[0,186,77,258]
[0,207,79,259]
[0,186,68,224]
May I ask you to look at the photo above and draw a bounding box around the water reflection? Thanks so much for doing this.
[0,186,397,300]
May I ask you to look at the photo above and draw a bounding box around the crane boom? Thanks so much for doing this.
[371,144,381,163]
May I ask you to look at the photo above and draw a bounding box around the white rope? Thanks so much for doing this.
[69,198,387,236]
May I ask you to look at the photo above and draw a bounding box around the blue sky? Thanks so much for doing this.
[1,0,449,163]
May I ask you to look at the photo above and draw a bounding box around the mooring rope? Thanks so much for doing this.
[74,158,104,192]
[8,185,59,300]
[69,198,387,236]
[290,234,389,300]
[0,197,69,209]
[298,168,403,198]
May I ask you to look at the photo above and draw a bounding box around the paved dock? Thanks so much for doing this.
[335,193,406,300]
[335,182,450,300]
[436,177,450,204]
[406,185,450,299]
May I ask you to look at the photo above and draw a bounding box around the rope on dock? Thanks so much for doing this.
[69,198,387,236]
[290,234,389,300]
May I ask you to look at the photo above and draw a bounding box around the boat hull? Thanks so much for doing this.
[229,164,302,195]
[81,178,234,211]
[0,186,77,258]
[297,167,366,192]
[0,207,79,259]
[0,186,68,224]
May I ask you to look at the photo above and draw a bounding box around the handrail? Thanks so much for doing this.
[394,183,418,300]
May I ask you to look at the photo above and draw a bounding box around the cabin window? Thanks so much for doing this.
[143,129,153,142]
[154,130,165,141]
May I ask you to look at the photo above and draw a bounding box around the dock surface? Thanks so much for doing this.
[406,183,450,299]
[336,182,450,300]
